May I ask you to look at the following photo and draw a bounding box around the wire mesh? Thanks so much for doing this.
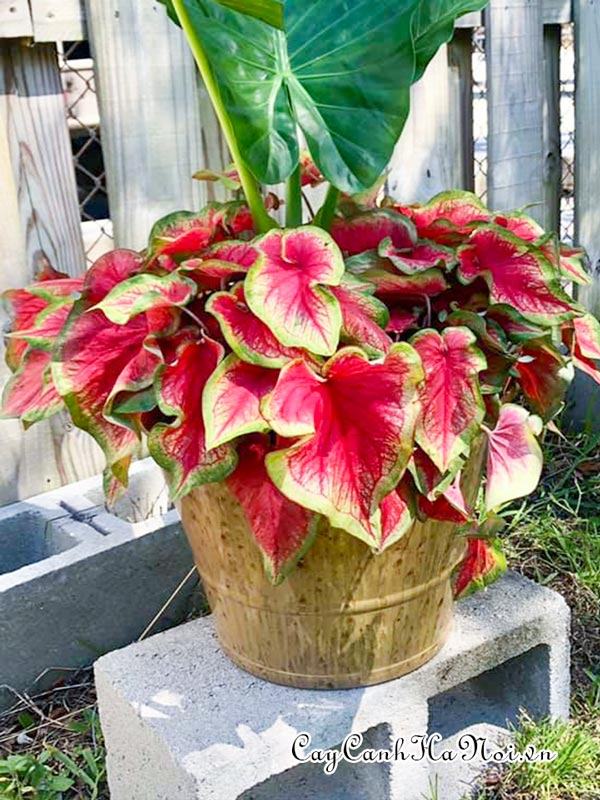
[57,41,113,265]
[471,24,575,242]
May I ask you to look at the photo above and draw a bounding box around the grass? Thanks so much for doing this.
[1,430,599,800]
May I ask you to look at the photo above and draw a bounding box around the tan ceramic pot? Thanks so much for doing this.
[178,446,482,688]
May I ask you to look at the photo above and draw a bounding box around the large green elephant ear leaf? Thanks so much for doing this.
[159,0,283,28]
[165,0,487,192]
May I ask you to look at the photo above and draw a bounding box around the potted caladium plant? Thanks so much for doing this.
[3,0,598,688]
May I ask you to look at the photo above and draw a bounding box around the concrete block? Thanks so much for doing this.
[0,459,196,709]
[95,572,570,800]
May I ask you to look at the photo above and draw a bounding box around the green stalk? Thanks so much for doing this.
[315,185,340,231]
[285,164,302,227]
[171,0,277,233]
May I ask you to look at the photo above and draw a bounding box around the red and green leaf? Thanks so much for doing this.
[483,403,543,511]
[572,313,600,384]
[262,344,423,549]
[147,337,237,499]
[245,226,344,356]
[379,479,415,548]
[558,245,591,286]
[515,340,573,418]
[386,306,421,334]
[83,250,145,304]
[331,209,416,256]
[453,538,507,599]
[147,210,216,260]
[411,327,486,472]
[394,191,490,245]
[181,240,258,290]
[203,354,277,448]
[94,272,197,324]
[226,435,318,584]
[354,264,448,301]
[457,226,579,324]
[206,286,311,367]
[1,349,63,425]
[330,274,392,357]
[485,304,546,343]
[378,237,455,274]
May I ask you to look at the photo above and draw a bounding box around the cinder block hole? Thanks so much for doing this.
[428,645,551,740]
[0,514,80,575]
[238,723,392,800]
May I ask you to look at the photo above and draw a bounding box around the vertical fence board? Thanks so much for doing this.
[0,41,103,504]
[575,0,600,315]
[30,0,86,42]
[386,42,473,202]
[486,0,546,222]
[85,0,225,251]
[542,25,562,233]
[0,0,32,38]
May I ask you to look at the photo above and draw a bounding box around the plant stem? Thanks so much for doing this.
[170,0,277,233]
[285,164,302,227]
[315,185,340,231]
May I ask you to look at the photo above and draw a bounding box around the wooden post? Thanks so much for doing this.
[0,41,103,503]
[386,40,474,202]
[575,0,600,315]
[85,0,227,251]
[542,25,562,233]
[486,0,546,222]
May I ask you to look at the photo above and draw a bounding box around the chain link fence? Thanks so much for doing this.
[57,29,576,261]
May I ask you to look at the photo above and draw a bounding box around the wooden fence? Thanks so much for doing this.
[0,0,598,503]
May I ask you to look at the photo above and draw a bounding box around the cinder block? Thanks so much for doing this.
[0,460,196,709]
[95,572,570,800]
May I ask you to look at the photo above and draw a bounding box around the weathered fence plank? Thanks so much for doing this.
[386,40,473,202]
[542,25,562,233]
[486,0,546,222]
[0,41,103,503]
[85,0,226,251]
[0,0,32,38]
[575,0,600,315]
[30,0,86,42]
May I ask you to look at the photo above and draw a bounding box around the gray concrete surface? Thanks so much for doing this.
[0,460,196,709]
[95,571,570,800]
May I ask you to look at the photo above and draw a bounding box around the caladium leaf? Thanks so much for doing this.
[331,210,415,256]
[394,191,490,245]
[262,344,423,549]
[83,250,145,304]
[245,226,344,356]
[558,245,591,286]
[378,237,455,274]
[457,226,579,324]
[418,474,471,523]
[94,272,197,325]
[203,353,277,448]
[386,306,420,334]
[1,349,63,425]
[226,435,318,584]
[483,403,543,511]
[485,304,546,343]
[352,262,449,301]
[206,285,311,367]
[165,0,487,192]
[453,538,507,599]
[446,309,509,354]
[52,304,174,486]
[148,338,237,499]
[104,340,164,426]
[411,327,486,472]
[379,479,415,549]
[572,313,600,384]
[147,209,217,260]
[180,240,257,290]
[515,340,573,419]
[409,447,470,522]
[330,274,392,357]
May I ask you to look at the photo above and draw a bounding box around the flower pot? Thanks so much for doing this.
[179,472,476,689]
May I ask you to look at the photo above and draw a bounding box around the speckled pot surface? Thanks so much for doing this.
[179,481,470,689]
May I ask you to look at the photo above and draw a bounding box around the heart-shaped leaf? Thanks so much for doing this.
[1,349,63,425]
[483,403,543,511]
[226,435,318,584]
[165,0,487,192]
[245,226,344,356]
[515,340,573,419]
[411,327,486,472]
[457,226,579,324]
[94,272,197,325]
[453,538,506,599]
[262,344,423,549]
[148,338,237,499]
[331,274,391,357]
[331,210,415,256]
[203,353,277,448]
